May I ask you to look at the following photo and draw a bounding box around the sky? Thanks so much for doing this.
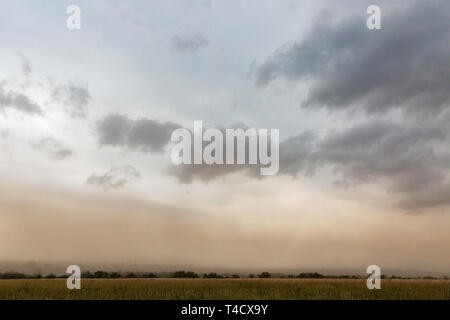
[0,0,449,274]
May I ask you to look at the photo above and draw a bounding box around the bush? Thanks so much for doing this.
[110,272,121,279]
[172,271,199,278]
[142,272,157,278]
[94,270,109,278]
[296,272,325,279]
[203,273,223,278]
[258,272,271,278]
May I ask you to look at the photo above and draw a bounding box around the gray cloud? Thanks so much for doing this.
[96,113,180,153]
[167,116,450,210]
[96,117,271,183]
[96,118,260,184]
[0,82,42,115]
[168,163,257,184]
[318,120,446,192]
[15,52,32,77]
[248,0,450,210]
[256,0,450,116]
[281,116,450,210]
[86,165,141,190]
[168,123,279,183]
[398,184,450,210]
[33,137,73,160]
[52,83,91,118]
[278,131,317,177]
[170,34,209,52]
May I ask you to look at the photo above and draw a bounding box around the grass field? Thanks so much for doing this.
[0,279,449,300]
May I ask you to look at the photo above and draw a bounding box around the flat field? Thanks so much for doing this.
[0,278,448,300]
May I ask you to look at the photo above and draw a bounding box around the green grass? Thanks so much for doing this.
[0,279,448,300]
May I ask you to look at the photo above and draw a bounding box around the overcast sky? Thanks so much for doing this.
[0,0,449,273]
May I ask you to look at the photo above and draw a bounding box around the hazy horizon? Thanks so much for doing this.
[1,260,449,278]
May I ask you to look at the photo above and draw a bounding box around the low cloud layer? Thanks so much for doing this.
[281,116,450,210]
[166,115,450,210]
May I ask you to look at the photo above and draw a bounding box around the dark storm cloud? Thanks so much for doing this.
[256,0,450,115]
[0,82,42,115]
[170,34,209,52]
[51,83,91,118]
[281,116,450,210]
[247,0,450,210]
[96,113,181,153]
[316,120,447,192]
[33,137,73,160]
[167,115,450,210]
[278,131,317,177]
[86,165,141,190]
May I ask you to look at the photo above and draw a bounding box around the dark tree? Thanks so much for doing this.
[172,271,199,278]
[110,272,121,278]
[258,272,271,278]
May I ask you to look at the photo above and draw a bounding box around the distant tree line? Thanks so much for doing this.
[0,272,59,279]
[0,270,446,280]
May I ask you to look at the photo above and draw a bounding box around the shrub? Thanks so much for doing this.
[110,272,121,278]
[142,272,157,278]
[258,272,271,278]
[94,270,109,278]
[296,272,325,279]
[172,271,199,278]
[203,273,223,278]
